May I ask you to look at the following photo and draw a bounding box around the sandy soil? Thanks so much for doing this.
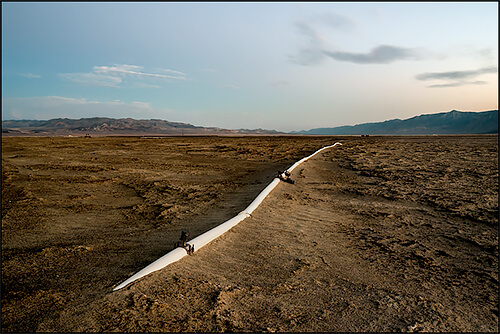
[1,135,498,332]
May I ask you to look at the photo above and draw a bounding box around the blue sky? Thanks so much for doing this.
[2,2,498,132]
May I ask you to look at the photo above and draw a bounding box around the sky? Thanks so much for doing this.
[2,2,498,132]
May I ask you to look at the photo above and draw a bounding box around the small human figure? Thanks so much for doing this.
[180,230,190,247]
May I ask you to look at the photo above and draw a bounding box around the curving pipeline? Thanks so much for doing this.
[113,142,342,291]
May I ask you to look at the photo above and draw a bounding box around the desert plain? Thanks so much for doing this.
[1,135,498,332]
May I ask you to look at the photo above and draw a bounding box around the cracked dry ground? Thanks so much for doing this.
[2,135,498,332]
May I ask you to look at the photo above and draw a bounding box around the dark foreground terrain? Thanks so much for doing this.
[1,135,498,332]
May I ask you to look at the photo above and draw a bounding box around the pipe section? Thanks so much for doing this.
[113,142,342,291]
[113,247,188,291]
[241,178,281,215]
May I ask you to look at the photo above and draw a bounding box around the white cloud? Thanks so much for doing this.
[93,65,186,79]
[19,73,41,79]
[59,64,187,88]
[1,95,277,131]
[59,72,123,87]
[1,96,163,120]
[156,68,187,76]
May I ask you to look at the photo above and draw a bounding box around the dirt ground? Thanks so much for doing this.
[1,135,498,332]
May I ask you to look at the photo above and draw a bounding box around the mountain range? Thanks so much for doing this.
[294,110,498,135]
[2,110,498,136]
[1,117,280,136]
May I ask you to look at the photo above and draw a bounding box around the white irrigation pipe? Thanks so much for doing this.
[113,142,342,291]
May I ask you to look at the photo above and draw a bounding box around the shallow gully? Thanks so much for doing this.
[113,142,342,291]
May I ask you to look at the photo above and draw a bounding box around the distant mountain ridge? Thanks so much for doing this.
[295,110,498,135]
[2,110,498,136]
[2,117,281,136]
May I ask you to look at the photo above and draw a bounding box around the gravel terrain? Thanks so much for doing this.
[2,135,498,332]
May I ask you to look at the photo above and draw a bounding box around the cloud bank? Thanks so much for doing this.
[314,12,356,31]
[289,22,324,65]
[415,66,497,81]
[59,64,186,88]
[415,66,497,88]
[323,45,422,64]
[2,96,159,120]
[290,14,423,65]
[426,81,488,88]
